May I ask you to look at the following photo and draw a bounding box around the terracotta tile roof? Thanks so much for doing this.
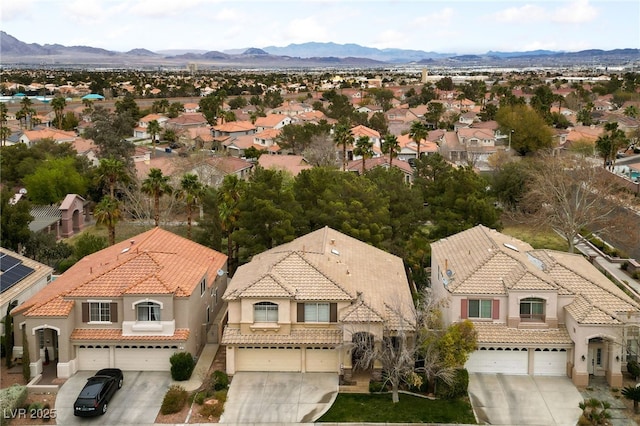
[432,225,640,324]
[473,323,573,346]
[70,328,190,342]
[14,228,227,318]
[214,121,256,133]
[258,155,312,176]
[224,227,414,327]
[350,125,380,139]
[24,128,76,142]
[341,300,384,323]
[221,327,342,345]
[255,114,289,128]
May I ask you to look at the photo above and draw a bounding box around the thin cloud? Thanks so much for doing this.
[413,7,454,26]
[2,0,36,20]
[551,0,598,23]
[492,4,546,22]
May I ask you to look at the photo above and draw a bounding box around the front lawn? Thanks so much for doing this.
[316,393,476,423]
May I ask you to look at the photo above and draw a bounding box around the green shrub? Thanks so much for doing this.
[28,402,43,412]
[628,360,640,379]
[160,385,188,415]
[622,261,630,271]
[369,381,387,393]
[199,390,227,418]
[194,391,207,405]
[436,369,470,399]
[169,352,195,381]
[0,384,28,425]
[212,370,229,391]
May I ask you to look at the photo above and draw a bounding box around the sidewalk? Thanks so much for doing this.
[172,343,219,392]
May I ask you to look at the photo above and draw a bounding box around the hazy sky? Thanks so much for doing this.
[2,0,638,54]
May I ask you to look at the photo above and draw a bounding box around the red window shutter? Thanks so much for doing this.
[330,303,337,323]
[492,299,500,320]
[297,303,305,322]
[461,299,468,319]
[82,302,89,322]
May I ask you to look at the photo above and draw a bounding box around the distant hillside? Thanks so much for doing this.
[1,31,637,69]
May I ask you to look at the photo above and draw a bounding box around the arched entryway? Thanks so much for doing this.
[32,325,60,382]
[587,335,623,387]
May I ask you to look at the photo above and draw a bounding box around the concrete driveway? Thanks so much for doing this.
[220,372,338,424]
[55,371,172,425]
[468,373,583,426]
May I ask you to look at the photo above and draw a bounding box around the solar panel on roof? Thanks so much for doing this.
[0,257,35,293]
[0,254,21,272]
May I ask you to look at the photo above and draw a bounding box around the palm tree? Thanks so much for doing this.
[622,385,640,413]
[17,97,36,130]
[177,173,205,239]
[354,135,374,174]
[217,175,245,271]
[147,119,161,157]
[141,168,173,227]
[409,120,428,160]
[381,133,400,167]
[333,123,354,171]
[94,196,122,246]
[51,96,67,129]
[97,157,130,198]
[624,105,639,118]
[0,103,9,146]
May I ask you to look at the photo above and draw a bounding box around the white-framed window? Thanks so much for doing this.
[90,302,111,322]
[520,298,545,321]
[212,287,218,306]
[200,278,206,296]
[305,302,330,322]
[136,301,161,321]
[254,302,278,322]
[468,299,492,319]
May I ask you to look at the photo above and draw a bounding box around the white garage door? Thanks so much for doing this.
[236,348,301,372]
[305,348,338,372]
[466,348,528,374]
[114,347,177,371]
[77,347,110,370]
[533,349,567,376]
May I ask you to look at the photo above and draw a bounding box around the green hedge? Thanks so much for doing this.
[0,385,28,426]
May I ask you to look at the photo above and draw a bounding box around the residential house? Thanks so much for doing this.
[270,101,313,117]
[213,121,256,139]
[254,114,292,132]
[221,227,414,381]
[396,132,440,162]
[187,156,254,187]
[258,155,312,177]
[346,156,414,184]
[431,225,640,387]
[166,113,209,131]
[0,248,53,335]
[11,228,228,379]
[439,128,498,167]
[350,125,381,150]
[18,128,77,147]
[133,114,169,139]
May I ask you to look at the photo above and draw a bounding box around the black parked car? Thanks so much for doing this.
[73,368,123,417]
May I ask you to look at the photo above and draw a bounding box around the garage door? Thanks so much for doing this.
[465,348,528,374]
[77,346,110,370]
[305,348,338,372]
[533,348,567,376]
[114,347,177,371]
[236,348,301,372]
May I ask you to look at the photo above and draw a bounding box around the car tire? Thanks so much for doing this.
[118,378,123,389]
[102,403,108,415]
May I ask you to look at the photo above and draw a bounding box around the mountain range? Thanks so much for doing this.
[1,31,638,69]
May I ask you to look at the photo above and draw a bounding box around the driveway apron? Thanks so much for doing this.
[468,373,583,426]
[55,370,172,425]
[220,372,338,424]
